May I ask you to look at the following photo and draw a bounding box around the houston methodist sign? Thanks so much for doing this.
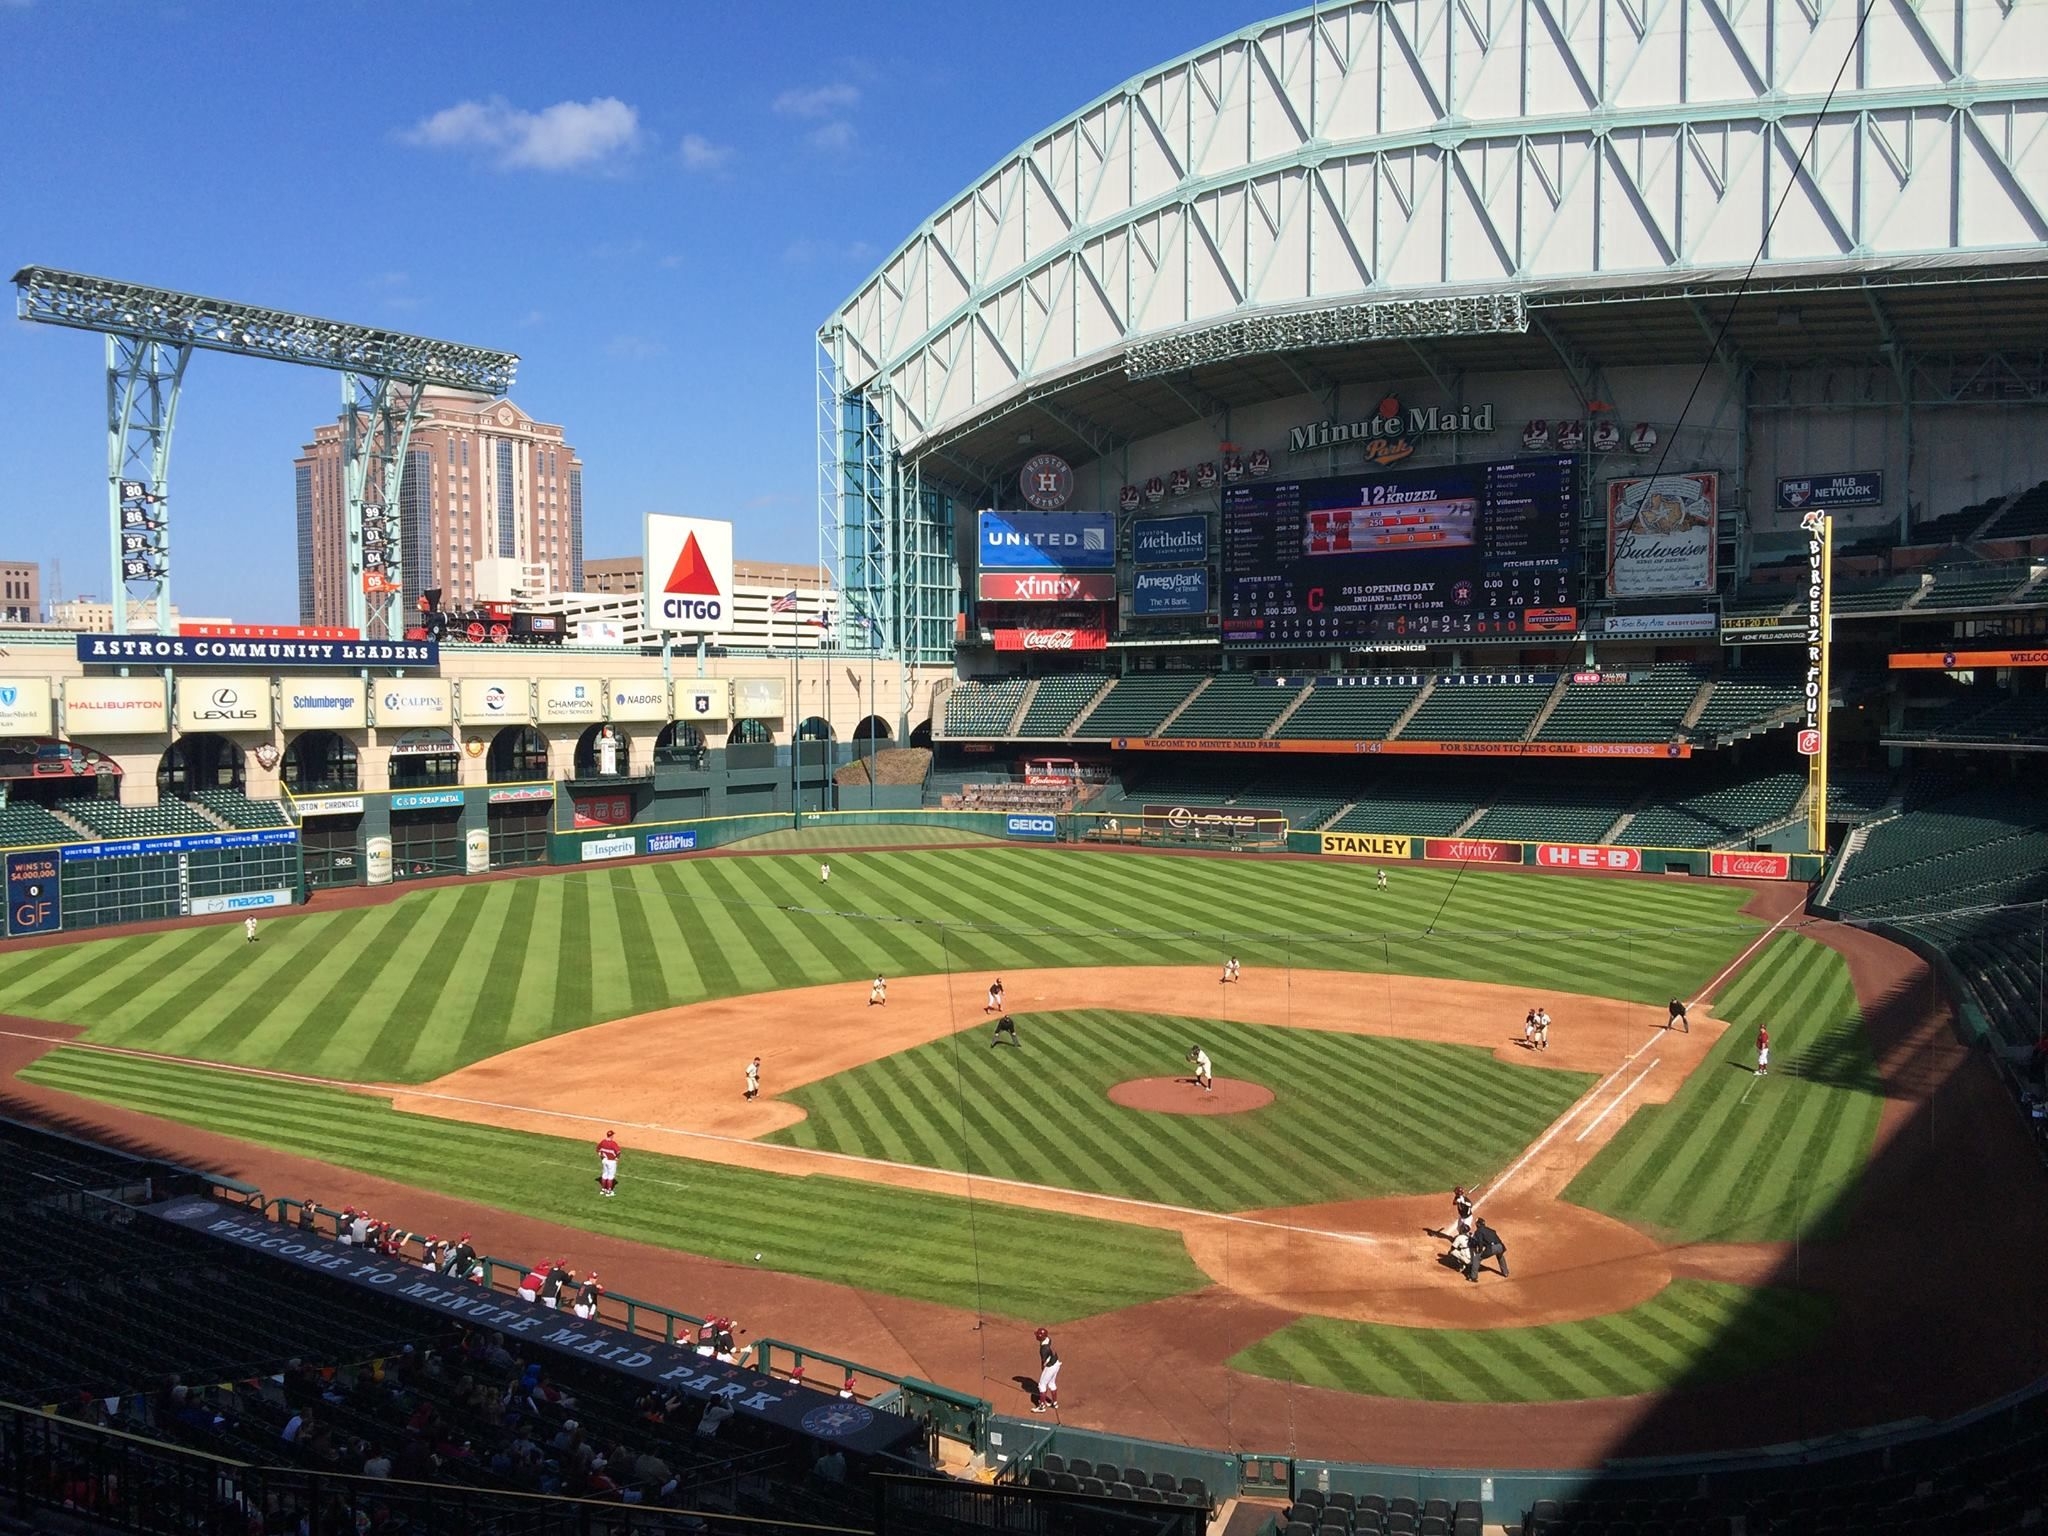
[645,515,735,634]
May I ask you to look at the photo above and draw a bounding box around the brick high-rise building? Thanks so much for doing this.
[0,560,39,625]
[295,389,583,626]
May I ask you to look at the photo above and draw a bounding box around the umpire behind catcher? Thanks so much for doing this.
[1464,1218,1509,1283]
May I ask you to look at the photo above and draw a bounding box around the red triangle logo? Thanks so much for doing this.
[663,532,722,596]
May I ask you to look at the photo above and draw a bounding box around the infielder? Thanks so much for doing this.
[596,1130,621,1198]
[1188,1045,1213,1092]
[1031,1327,1061,1413]
[869,974,887,1006]
[1220,956,1240,984]
[985,978,1005,1014]
[744,1057,761,1101]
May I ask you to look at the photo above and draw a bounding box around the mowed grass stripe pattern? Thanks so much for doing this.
[1563,935,1882,1243]
[0,849,1758,1083]
[1230,1280,1831,1402]
[20,1048,1204,1324]
[770,1009,1595,1211]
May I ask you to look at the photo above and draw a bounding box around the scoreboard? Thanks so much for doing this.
[1221,456,1579,644]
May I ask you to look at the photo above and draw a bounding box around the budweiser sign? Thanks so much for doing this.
[1710,850,1791,880]
[994,627,1107,651]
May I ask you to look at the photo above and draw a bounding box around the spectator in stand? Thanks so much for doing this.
[362,1447,392,1479]
[813,1446,848,1484]
[696,1400,734,1438]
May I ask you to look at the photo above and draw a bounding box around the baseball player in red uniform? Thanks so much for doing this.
[1032,1327,1061,1413]
[1755,1026,1770,1076]
[597,1131,621,1197]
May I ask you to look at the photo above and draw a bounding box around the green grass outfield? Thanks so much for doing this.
[0,848,1758,1083]
[767,1008,1593,1210]
[17,1048,1204,1323]
[1563,935,1883,1242]
[1229,1280,1831,1401]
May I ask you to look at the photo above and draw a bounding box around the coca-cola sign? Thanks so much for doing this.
[994,627,1108,651]
[1710,850,1791,880]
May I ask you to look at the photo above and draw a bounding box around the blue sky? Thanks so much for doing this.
[0,0,1263,622]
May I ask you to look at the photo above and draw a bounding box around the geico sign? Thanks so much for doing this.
[659,597,723,622]
[1535,843,1643,872]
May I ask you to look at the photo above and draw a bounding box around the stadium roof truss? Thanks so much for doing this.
[819,0,2048,661]
[13,266,519,638]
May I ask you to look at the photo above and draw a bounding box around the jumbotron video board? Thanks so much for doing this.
[1221,456,1580,644]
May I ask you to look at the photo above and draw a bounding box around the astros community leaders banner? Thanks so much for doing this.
[76,635,436,667]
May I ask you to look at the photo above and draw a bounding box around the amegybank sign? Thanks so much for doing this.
[645,515,734,634]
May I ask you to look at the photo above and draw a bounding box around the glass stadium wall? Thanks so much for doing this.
[830,390,958,667]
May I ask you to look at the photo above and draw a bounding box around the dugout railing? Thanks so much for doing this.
[273,1200,988,1462]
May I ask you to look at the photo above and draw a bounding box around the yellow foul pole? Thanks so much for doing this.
[1802,510,1833,854]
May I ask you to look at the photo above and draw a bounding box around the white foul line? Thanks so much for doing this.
[1575,1060,1659,1143]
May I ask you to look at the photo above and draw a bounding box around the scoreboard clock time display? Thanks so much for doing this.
[1221,456,1579,644]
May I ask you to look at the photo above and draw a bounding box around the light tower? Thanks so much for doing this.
[12,267,519,637]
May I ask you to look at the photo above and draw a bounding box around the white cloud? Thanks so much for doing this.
[677,133,733,172]
[772,82,860,119]
[807,120,856,153]
[402,96,642,172]
[605,334,666,360]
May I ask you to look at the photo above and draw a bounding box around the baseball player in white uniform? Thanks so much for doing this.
[1189,1046,1213,1092]
[869,974,887,1006]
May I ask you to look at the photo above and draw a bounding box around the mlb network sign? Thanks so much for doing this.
[645,514,735,634]
[977,511,1114,571]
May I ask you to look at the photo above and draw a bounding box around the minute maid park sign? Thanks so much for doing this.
[1288,393,1496,467]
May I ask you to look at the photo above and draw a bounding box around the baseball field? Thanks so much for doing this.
[0,839,1995,1461]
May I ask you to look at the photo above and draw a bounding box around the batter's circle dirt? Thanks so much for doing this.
[1107,1076,1275,1114]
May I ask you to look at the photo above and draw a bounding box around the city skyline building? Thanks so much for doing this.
[295,389,582,627]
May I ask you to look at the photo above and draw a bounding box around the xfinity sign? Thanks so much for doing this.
[645,514,735,634]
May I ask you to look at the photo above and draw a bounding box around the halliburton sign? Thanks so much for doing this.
[1422,837,1524,865]
[993,628,1107,651]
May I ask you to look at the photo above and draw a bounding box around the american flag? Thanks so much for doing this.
[769,590,799,614]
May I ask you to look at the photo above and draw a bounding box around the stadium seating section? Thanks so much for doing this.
[1620,771,1805,849]
[1400,682,1553,742]
[1272,681,1422,741]
[1073,675,1201,738]
[1916,561,2032,610]
[64,797,214,840]
[1979,477,2048,539]
[1828,788,2048,919]
[0,800,79,847]
[1325,783,1484,838]
[1016,673,1111,736]
[1689,668,1803,742]
[1536,665,1704,743]
[943,677,1027,737]
[1026,1452,1211,1511]
[189,787,294,829]
[1824,770,1895,822]
[1464,782,1638,844]
[1908,491,2008,545]
[1897,690,2048,745]
[1827,574,1924,614]
[1162,675,1300,739]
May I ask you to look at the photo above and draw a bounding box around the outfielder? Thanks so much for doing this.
[244,917,258,943]
[1755,1025,1770,1076]
[597,1130,621,1198]
[819,861,830,885]
[1031,1327,1061,1413]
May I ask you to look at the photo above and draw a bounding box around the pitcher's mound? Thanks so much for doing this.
[1107,1077,1275,1115]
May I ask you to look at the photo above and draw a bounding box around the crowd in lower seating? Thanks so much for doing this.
[944,779,1078,812]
